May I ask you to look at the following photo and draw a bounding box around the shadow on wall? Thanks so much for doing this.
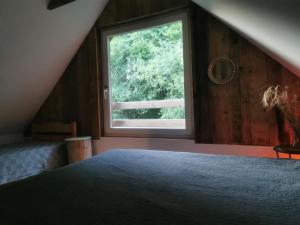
[39,0,50,7]
[0,134,24,146]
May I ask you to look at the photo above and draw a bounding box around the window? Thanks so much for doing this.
[101,11,193,138]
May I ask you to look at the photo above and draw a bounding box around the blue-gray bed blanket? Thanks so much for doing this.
[0,149,300,225]
[0,142,67,185]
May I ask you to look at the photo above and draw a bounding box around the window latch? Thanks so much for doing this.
[104,86,108,100]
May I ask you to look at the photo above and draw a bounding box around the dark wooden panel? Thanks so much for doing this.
[32,122,77,141]
[97,0,189,28]
[192,4,300,146]
[239,40,270,145]
[206,15,242,144]
[190,3,211,143]
[30,27,100,139]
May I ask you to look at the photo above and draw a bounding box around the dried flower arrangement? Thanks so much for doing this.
[262,85,300,147]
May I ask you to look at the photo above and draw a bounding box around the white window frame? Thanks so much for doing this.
[101,10,194,139]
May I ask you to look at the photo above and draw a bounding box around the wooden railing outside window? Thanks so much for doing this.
[111,99,185,128]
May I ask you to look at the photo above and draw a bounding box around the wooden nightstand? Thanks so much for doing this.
[65,137,92,163]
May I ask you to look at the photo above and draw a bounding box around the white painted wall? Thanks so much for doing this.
[192,0,300,77]
[0,0,108,135]
[93,138,297,159]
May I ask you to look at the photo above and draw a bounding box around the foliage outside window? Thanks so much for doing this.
[102,12,193,137]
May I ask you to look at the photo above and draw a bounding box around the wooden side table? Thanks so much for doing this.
[65,137,92,163]
[273,145,300,159]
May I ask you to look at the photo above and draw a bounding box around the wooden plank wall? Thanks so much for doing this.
[192,4,300,145]
[96,0,189,28]
[28,28,100,138]
[30,0,300,146]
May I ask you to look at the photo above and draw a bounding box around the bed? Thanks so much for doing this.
[1,149,300,225]
[0,122,76,185]
[0,141,67,185]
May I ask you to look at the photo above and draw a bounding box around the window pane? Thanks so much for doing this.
[108,21,186,129]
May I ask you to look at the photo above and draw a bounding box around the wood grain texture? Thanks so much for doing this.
[192,3,300,146]
[66,138,92,163]
[29,28,100,139]
[97,0,189,28]
[190,4,211,143]
[32,122,77,141]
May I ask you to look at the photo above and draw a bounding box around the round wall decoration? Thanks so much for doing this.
[208,57,236,85]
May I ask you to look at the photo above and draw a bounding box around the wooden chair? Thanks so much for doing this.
[32,122,77,141]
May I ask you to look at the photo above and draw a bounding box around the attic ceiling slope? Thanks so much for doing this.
[0,0,108,135]
[192,0,300,77]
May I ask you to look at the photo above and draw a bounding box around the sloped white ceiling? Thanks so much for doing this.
[0,0,108,135]
[193,0,300,77]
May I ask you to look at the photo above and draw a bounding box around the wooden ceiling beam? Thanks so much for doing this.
[47,0,76,10]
